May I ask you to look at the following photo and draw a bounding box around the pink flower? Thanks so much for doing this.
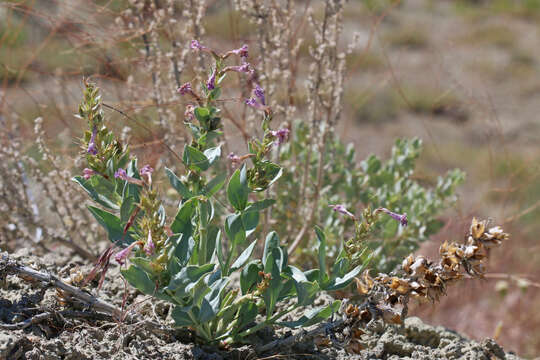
[178,82,192,95]
[139,165,154,176]
[114,242,138,265]
[139,164,154,185]
[87,126,98,155]
[144,231,155,256]
[254,84,265,105]
[245,97,265,111]
[227,152,241,166]
[224,63,251,73]
[83,168,95,180]
[231,44,248,58]
[271,128,289,146]
[376,208,408,227]
[114,168,128,181]
[206,68,216,90]
[190,40,207,51]
[184,105,195,121]
[330,204,355,219]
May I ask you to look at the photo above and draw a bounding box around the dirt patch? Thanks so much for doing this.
[0,249,522,360]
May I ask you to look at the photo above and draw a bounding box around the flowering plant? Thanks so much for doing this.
[73,43,365,344]
[73,40,508,347]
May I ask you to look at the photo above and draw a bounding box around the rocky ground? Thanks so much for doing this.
[0,249,521,360]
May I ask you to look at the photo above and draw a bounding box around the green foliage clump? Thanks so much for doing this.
[274,121,465,273]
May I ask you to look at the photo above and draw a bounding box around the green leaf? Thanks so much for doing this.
[183,145,210,172]
[171,307,195,327]
[73,176,119,210]
[130,257,160,277]
[324,265,363,291]
[230,241,257,272]
[170,198,198,236]
[203,146,221,166]
[263,231,280,263]
[289,266,319,306]
[279,300,341,328]
[165,168,193,199]
[241,210,259,236]
[87,205,135,247]
[166,264,215,297]
[199,277,229,323]
[227,164,249,211]
[169,234,195,266]
[120,196,136,223]
[240,260,262,294]
[314,226,327,283]
[208,87,221,101]
[121,265,155,295]
[194,107,210,123]
[225,214,246,245]
[245,199,276,213]
[202,173,226,197]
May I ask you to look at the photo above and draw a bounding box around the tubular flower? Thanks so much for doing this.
[224,63,251,74]
[178,82,192,95]
[376,207,408,227]
[114,241,139,265]
[140,164,154,185]
[144,231,155,256]
[140,164,154,176]
[271,128,290,146]
[114,168,128,181]
[83,168,95,180]
[115,168,144,186]
[190,40,207,51]
[245,97,265,111]
[206,68,216,90]
[227,152,241,166]
[254,84,266,105]
[184,105,195,121]
[231,44,248,58]
[87,126,98,155]
[331,204,355,219]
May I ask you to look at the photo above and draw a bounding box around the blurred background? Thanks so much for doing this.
[1,0,539,357]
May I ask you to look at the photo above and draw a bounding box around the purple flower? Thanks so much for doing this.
[271,128,289,146]
[178,82,192,95]
[232,44,248,58]
[254,84,265,105]
[206,68,216,90]
[227,152,241,165]
[190,40,206,51]
[114,168,128,181]
[87,126,98,155]
[114,242,138,265]
[331,204,355,219]
[144,231,155,256]
[83,168,95,180]
[245,97,265,111]
[376,208,408,227]
[225,63,251,73]
[184,105,195,121]
[139,164,154,176]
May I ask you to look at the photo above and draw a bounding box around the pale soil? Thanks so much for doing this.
[0,248,521,360]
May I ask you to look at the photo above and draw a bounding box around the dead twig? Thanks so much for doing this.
[256,319,346,354]
[0,310,112,330]
[0,252,193,340]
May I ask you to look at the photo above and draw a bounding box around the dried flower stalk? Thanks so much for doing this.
[350,218,509,327]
